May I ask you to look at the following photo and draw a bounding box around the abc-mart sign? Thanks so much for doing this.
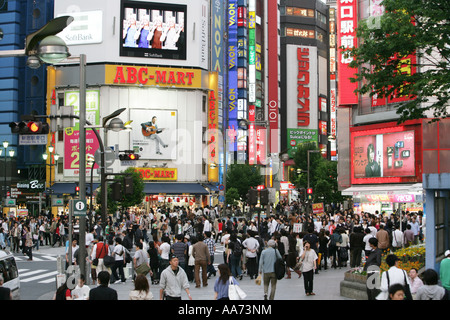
[105,65,205,89]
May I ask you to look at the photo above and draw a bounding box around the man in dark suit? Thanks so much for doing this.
[88,271,118,300]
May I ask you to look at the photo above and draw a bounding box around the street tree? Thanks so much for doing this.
[347,0,450,122]
[292,142,345,205]
[96,167,145,214]
[225,187,240,207]
[226,164,263,205]
[313,160,346,205]
[292,142,322,191]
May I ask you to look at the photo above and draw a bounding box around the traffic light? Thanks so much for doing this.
[307,188,313,200]
[260,188,269,205]
[112,182,122,201]
[75,185,80,197]
[9,121,49,134]
[299,188,306,201]
[247,188,258,205]
[119,152,140,161]
[124,176,133,195]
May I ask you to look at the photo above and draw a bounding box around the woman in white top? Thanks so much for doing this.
[300,241,318,296]
[72,274,90,300]
[111,237,126,284]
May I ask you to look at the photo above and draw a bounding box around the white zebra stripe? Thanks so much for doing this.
[20,271,59,283]
[19,269,48,277]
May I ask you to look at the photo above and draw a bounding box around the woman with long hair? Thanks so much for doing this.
[214,264,239,300]
[129,274,153,300]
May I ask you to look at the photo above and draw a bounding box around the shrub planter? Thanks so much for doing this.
[340,271,368,300]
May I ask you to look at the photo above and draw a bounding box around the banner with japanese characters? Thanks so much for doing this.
[337,0,358,105]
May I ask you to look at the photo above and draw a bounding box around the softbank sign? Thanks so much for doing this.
[57,11,103,45]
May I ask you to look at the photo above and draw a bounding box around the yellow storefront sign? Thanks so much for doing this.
[135,167,178,181]
[105,65,202,89]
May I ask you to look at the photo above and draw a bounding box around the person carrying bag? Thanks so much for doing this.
[228,276,247,300]
[134,242,152,277]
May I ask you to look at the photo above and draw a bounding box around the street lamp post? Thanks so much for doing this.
[307,149,320,214]
[2,141,9,201]
[42,146,59,216]
[86,155,96,213]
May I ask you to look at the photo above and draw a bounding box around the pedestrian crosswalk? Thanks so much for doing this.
[14,255,58,262]
[18,268,58,284]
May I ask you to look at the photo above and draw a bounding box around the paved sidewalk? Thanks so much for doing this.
[35,245,352,300]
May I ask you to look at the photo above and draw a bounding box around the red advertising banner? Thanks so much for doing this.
[330,88,337,156]
[313,203,324,214]
[267,0,279,153]
[337,0,358,105]
[249,105,256,165]
[64,129,99,176]
[256,125,266,165]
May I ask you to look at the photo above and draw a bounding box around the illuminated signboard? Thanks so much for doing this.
[208,72,219,182]
[287,128,318,158]
[135,167,177,181]
[228,0,238,152]
[267,0,279,153]
[337,0,358,105]
[350,121,424,185]
[353,130,415,179]
[105,65,201,88]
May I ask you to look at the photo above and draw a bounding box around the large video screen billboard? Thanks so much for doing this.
[120,0,187,60]
[353,130,415,179]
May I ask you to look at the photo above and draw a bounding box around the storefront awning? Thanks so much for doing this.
[341,183,423,196]
[144,183,209,195]
[205,183,219,192]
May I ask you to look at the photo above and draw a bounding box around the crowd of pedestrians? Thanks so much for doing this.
[1,201,449,301]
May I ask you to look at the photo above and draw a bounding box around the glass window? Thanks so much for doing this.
[0,258,19,283]
[286,7,315,18]
[439,119,450,149]
[317,11,327,24]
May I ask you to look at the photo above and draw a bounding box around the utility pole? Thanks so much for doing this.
[77,54,87,279]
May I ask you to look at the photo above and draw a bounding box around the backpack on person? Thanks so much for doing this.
[233,241,243,257]
[274,251,286,280]
[330,233,341,247]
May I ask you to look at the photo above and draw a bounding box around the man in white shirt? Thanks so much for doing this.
[391,224,404,251]
[269,216,278,237]
[66,239,79,267]
[203,216,212,234]
[313,218,322,234]
[242,231,260,279]
[408,216,420,245]
[376,254,412,300]
[368,225,377,237]
[363,228,375,257]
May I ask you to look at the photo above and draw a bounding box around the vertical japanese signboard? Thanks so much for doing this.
[228,0,238,152]
[208,72,219,182]
[64,90,100,177]
[337,0,358,105]
[267,0,279,153]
